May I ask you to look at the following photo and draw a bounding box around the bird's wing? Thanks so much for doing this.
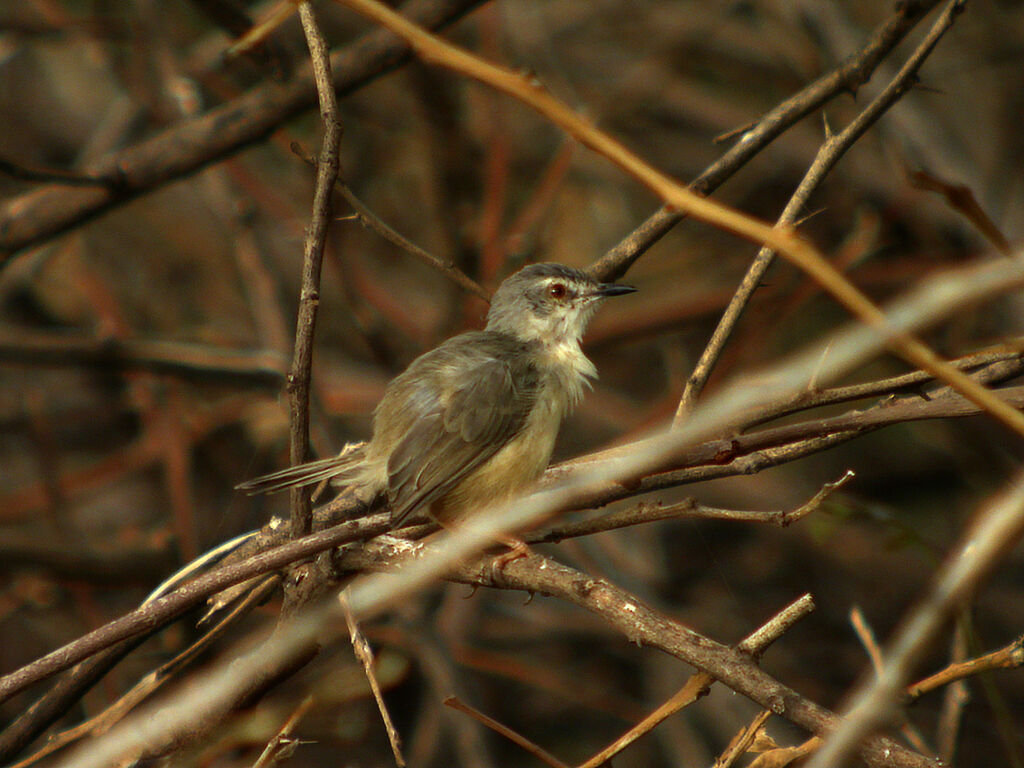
[383,339,539,525]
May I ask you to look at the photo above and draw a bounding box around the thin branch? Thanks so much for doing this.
[444,697,570,768]
[341,594,405,767]
[850,607,934,756]
[711,709,772,768]
[674,0,968,423]
[332,0,1024,440]
[251,695,317,768]
[576,596,815,768]
[807,470,1024,768]
[290,143,490,301]
[337,180,491,302]
[227,0,299,57]
[587,0,943,282]
[908,633,1024,700]
[529,470,851,545]
[287,0,343,542]
[0,0,486,260]
[0,512,389,705]
[746,347,1024,428]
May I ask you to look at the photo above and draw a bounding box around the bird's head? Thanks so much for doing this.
[485,263,636,346]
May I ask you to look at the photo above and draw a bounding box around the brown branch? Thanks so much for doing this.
[6,576,280,768]
[444,696,570,768]
[587,0,944,282]
[336,180,491,302]
[0,510,388,705]
[0,640,154,764]
[332,0,1024,439]
[746,347,1024,428]
[552,384,1024,515]
[335,546,936,768]
[908,634,1024,700]
[0,0,486,261]
[674,0,968,423]
[286,0,342,543]
[0,329,287,387]
[342,594,406,767]
[529,470,851,545]
[576,596,815,768]
[251,695,317,768]
[807,470,1024,768]
[711,709,772,768]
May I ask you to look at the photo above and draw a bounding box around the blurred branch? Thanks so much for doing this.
[587,0,944,282]
[807,471,1024,768]
[443,696,569,768]
[0,157,115,187]
[334,547,933,768]
[0,0,486,261]
[0,511,388,705]
[331,0,1024,439]
[0,329,287,386]
[0,535,175,582]
[5,576,279,767]
[674,0,967,423]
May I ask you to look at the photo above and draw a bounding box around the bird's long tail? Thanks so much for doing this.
[236,442,368,494]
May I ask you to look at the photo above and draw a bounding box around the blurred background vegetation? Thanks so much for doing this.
[1,1,1023,766]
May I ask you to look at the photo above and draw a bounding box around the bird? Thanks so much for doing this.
[238,262,636,529]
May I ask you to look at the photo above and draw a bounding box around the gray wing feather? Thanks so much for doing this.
[383,334,539,525]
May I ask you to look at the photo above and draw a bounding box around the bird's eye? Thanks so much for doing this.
[548,282,567,300]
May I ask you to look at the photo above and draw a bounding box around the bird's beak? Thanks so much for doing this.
[595,282,637,298]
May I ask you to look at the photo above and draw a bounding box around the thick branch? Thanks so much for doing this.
[0,0,485,261]
[335,546,938,768]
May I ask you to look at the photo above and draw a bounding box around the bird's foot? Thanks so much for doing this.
[492,536,532,572]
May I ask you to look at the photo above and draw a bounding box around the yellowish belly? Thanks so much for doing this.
[434,409,559,522]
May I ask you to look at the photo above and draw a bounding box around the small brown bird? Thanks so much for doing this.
[239,263,635,526]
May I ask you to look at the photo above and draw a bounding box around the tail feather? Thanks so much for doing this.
[237,443,367,494]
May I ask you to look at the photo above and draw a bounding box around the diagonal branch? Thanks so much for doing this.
[0,0,486,262]
[587,0,944,282]
[674,0,967,423]
[332,0,1024,441]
